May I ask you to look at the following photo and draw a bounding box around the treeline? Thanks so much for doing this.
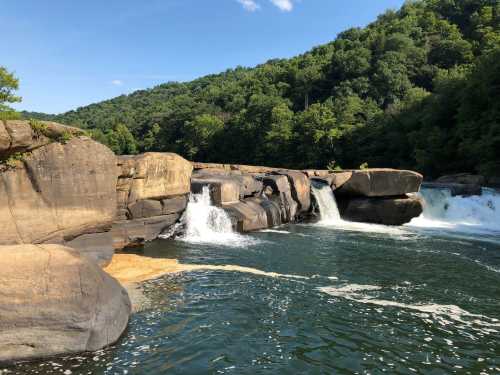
[29,0,500,178]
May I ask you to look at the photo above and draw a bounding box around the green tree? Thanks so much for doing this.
[0,67,21,119]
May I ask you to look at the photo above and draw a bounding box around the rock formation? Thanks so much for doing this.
[0,244,130,364]
[0,120,117,266]
[113,153,193,248]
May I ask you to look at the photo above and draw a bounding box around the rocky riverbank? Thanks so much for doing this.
[0,120,424,364]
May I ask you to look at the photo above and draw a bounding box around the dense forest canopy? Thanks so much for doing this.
[19,0,500,178]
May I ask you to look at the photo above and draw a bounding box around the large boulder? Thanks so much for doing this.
[113,153,192,248]
[276,170,311,213]
[0,244,131,364]
[223,199,268,232]
[338,195,423,225]
[126,153,192,204]
[261,175,298,222]
[335,169,423,197]
[191,177,241,205]
[0,134,117,266]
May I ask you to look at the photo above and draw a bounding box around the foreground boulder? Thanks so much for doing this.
[336,169,423,197]
[0,244,131,364]
[0,123,118,266]
[338,195,423,225]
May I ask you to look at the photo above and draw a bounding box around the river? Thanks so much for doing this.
[10,186,500,374]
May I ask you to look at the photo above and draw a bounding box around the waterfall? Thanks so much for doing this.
[310,182,341,222]
[178,186,257,246]
[408,187,500,234]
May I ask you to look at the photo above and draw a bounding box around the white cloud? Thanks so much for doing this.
[111,79,123,86]
[237,0,260,12]
[269,0,293,11]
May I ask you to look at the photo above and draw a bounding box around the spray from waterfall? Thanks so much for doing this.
[310,182,406,235]
[176,186,258,247]
[311,182,342,222]
[408,187,500,234]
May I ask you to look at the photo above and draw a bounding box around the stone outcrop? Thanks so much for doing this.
[338,195,423,225]
[335,169,423,197]
[0,120,85,158]
[113,153,192,248]
[0,122,117,266]
[0,244,130,364]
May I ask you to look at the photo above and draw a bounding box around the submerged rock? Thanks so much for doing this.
[0,244,131,364]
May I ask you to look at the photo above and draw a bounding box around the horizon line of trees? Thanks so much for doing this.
[4,0,500,179]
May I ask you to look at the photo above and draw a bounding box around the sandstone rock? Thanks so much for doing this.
[0,244,130,364]
[0,120,85,157]
[112,214,180,249]
[223,200,268,232]
[276,170,311,213]
[0,138,117,257]
[162,195,188,214]
[128,199,163,219]
[0,121,10,151]
[331,171,353,190]
[335,169,423,197]
[66,232,115,267]
[128,153,192,203]
[338,195,423,225]
[191,177,240,205]
[261,175,298,221]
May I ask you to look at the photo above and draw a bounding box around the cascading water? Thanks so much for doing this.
[178,186,256,247]
[311,181,409,235]
[310,182,341,222]
[408,187,500,234]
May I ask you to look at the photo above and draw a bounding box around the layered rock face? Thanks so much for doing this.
[194,164,423,228]
[0,120,117,266]
[192,164,311,231]
[113,153,193,248]
[333,169,423,225]
[0,244,130,364]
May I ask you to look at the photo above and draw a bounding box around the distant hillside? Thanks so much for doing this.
[31,0,500,178]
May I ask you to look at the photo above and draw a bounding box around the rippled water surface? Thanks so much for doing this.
[9,223,500,374]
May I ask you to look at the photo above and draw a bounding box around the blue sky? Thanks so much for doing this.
[2,0,405,114]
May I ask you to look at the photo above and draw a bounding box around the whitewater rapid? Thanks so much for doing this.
[172,186,258,247]
[408,187,500,234]
[311,181,500,239]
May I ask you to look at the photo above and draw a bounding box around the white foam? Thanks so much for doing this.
[259,229,292,234]
[318,283,500,334]
[177,187,258,247]
[311,183,411,237]
[407,188,500,235]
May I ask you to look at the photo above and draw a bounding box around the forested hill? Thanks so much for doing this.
[34,0,500,179]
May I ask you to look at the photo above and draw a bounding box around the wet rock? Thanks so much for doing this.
[276,170,311,213]
[223,199,268,232]
[335,169,423,197]
[191,177,241,205]
[338,195,423,225]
